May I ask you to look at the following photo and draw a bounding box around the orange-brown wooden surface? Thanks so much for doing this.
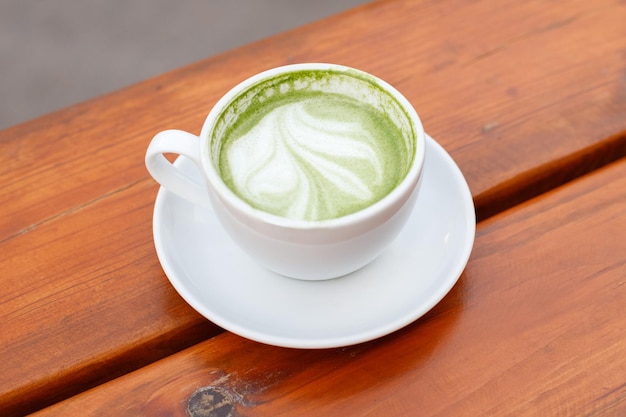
[32,156,626,417]
[2,0,626,415]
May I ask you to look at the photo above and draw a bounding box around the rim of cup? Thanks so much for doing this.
[199,63,426,231]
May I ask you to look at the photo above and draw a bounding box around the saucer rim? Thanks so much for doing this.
[152,134,475,348]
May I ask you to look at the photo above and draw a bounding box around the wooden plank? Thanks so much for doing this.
[2,0,626,414]
[3,0,626,239]
[0,179,222,415]
[32,156,626,417]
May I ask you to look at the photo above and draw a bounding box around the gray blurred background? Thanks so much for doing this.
[0,0,368,130]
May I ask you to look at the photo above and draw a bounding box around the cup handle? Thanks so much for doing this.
[145,129,211,208]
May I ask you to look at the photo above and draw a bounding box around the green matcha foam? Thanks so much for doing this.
[212,69,415,221]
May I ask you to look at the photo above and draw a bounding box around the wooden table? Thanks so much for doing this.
[1,0,625,415]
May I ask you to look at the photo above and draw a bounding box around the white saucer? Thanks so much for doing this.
[152,134,475,349]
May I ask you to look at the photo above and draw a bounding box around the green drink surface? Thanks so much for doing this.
[215,71,414,221]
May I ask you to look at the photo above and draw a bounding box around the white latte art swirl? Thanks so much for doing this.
[218,92,410,221]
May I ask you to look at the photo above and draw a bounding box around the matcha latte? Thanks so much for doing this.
[146,63,425,279]
[210,69,416,221]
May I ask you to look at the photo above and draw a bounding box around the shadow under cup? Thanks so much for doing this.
[199,64,425,280]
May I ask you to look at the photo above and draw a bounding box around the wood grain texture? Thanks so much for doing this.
[0,177,222,415]
[32,157,626,417]
[2,0,626,414]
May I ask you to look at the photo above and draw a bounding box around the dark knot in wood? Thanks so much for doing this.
[187,386,235,417]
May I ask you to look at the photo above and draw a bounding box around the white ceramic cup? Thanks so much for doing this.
[145,63,426,280]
